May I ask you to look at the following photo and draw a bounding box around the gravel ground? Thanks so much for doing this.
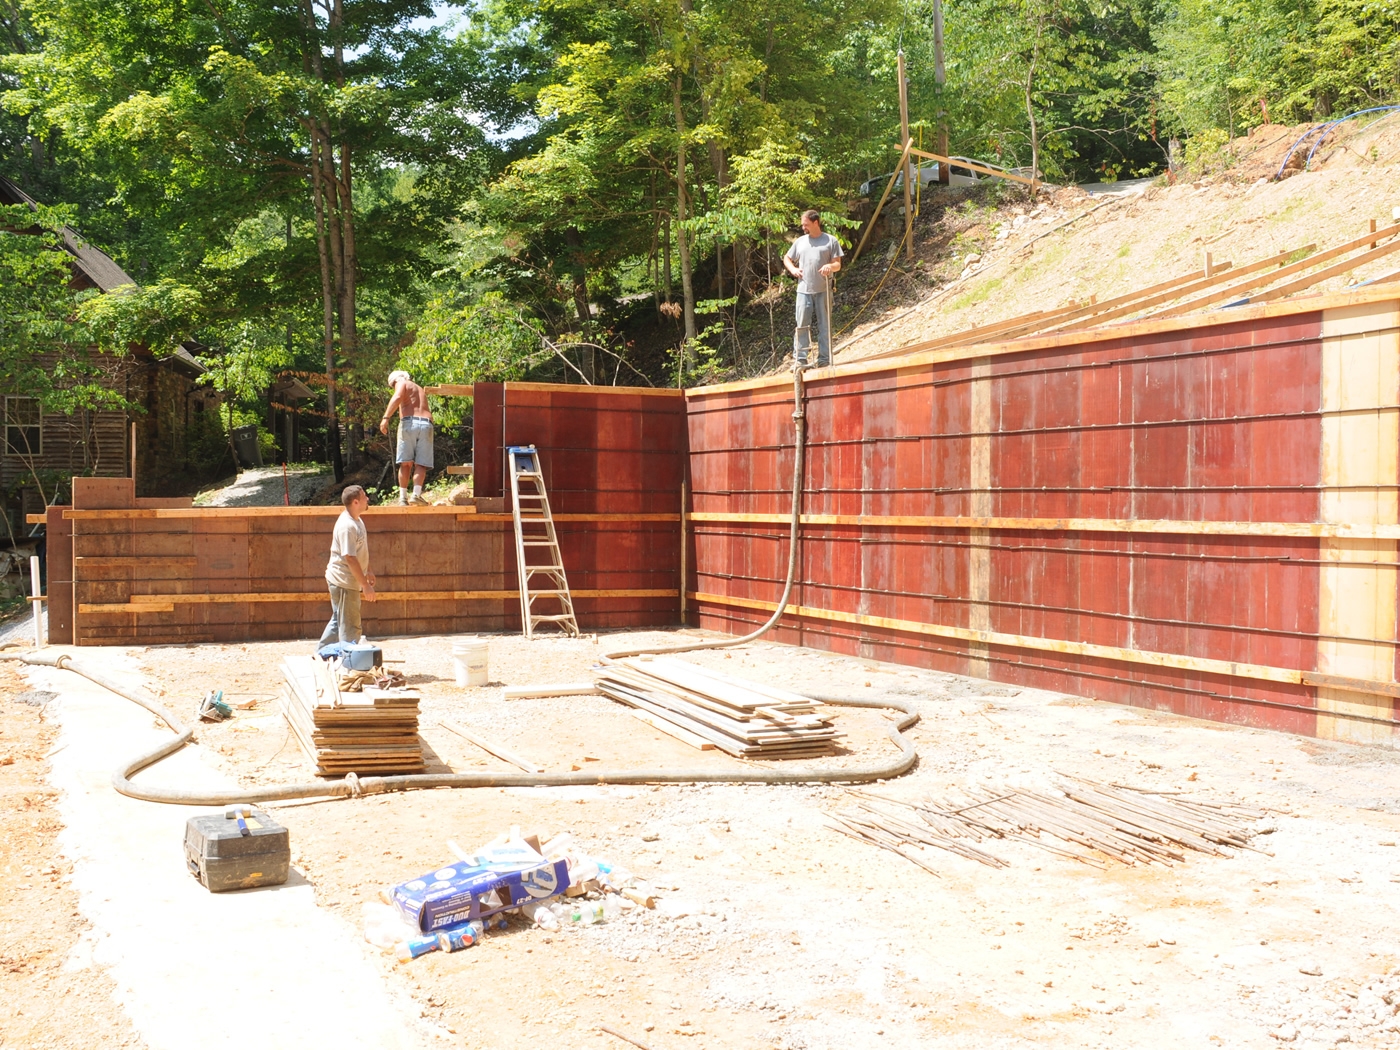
[52,628,1392,1050]
[193,465,333,507]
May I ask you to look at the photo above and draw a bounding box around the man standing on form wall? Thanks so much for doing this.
[380,369,434,505]
[782,209,844,369]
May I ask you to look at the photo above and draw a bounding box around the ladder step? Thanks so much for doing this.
[510,448,577,639]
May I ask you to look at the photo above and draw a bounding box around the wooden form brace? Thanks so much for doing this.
[690,591,1400,703]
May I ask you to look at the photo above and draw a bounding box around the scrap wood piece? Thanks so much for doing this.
[502,683,598,699]
[599,1025,658,1050]
[1251,236,1400,303]
[1152,223,1399,319]
[438,720,542,773]
[623,706,716,750]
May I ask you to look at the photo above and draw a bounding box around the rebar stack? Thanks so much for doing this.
[829,778,1268,875]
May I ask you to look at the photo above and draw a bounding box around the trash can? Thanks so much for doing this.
[231,424,263,468]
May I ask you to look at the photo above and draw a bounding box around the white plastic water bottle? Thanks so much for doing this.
[521,901,560,930]
[602,896,623,922]
[362,902,418,949]
[567,900,604,925]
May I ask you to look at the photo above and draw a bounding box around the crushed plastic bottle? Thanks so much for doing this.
[566,900,605,925]
[522,901,560,931]
[363,902,419,949]
[602,896,624,922]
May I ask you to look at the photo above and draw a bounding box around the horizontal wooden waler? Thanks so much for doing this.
[60,508,679,522]
[686,512,1400,541]
[685,284,1400,396]
[691,591,1400,703]
[79,588,679,614]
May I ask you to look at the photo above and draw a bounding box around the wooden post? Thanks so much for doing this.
[897,50,914,260]
[679,478,689,625]
[1204,251,1214,278]
[129,421,137,484]
[933,0,949,183]
[30,555,43,647]
[1372,218,1379,249]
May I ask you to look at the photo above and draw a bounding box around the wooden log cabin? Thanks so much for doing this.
[1,177,221,532]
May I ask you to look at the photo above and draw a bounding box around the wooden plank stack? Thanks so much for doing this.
[280,656,424,777]
[595,655,840,759]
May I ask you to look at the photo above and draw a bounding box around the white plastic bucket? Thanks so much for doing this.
[451,637,489,687]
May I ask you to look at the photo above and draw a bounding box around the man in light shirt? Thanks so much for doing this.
[319,484,377,649]
[782,209,844,368]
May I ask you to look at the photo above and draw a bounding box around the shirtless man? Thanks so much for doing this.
[379,370,434,505]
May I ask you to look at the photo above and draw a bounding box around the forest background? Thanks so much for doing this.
[1,0,1398,485]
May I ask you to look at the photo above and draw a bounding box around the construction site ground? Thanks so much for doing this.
[835,118,1400,365]
[5,629,1399,1050]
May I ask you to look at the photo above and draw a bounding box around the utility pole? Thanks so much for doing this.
[897,50,914,260]
[933,0,949,184]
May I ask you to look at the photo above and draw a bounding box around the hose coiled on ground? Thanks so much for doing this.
[4,362,923,806]
[5,649,919,806]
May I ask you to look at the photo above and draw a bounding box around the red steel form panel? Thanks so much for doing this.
[687,290,1400,743]
[495,383,687,631]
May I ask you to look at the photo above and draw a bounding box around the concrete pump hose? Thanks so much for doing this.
[3,650,920,806]
[605,365,808,661]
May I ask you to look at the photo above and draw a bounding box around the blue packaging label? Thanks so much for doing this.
[390,858,570,932]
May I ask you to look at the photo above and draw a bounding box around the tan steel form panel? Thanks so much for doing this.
[1316,300,1400,743]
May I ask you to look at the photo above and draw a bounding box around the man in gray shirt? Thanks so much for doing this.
[783,209,844,368]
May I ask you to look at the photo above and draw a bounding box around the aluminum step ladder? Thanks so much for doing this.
[507,445,579,639]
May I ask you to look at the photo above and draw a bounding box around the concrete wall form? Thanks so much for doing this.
[55,384,686,645]
[46,290,1400,745]
[686,289,1400,745]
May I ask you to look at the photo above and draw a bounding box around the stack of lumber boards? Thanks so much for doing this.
[595,655,840,759]
[280,656,424,777]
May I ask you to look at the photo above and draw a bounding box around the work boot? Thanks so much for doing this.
[409,493,430,506]
[395,493,408,506]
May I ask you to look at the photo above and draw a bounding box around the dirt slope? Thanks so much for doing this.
[834,117,1400,366]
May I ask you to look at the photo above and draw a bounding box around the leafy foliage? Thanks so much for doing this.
[0,202,129,413]
[0,0,1396,501]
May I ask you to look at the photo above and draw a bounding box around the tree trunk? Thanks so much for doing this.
[336,141,357,362]
[332,0,357,369]
[672,74,697,344]
[563,227,595,383]
[1024,9,1044,190]
[310,129,343,481]
[663,214,672,297]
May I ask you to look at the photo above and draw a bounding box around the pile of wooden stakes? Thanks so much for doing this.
[595,655,841,759]
[280,655,424,777]
[828,777,1269,876]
